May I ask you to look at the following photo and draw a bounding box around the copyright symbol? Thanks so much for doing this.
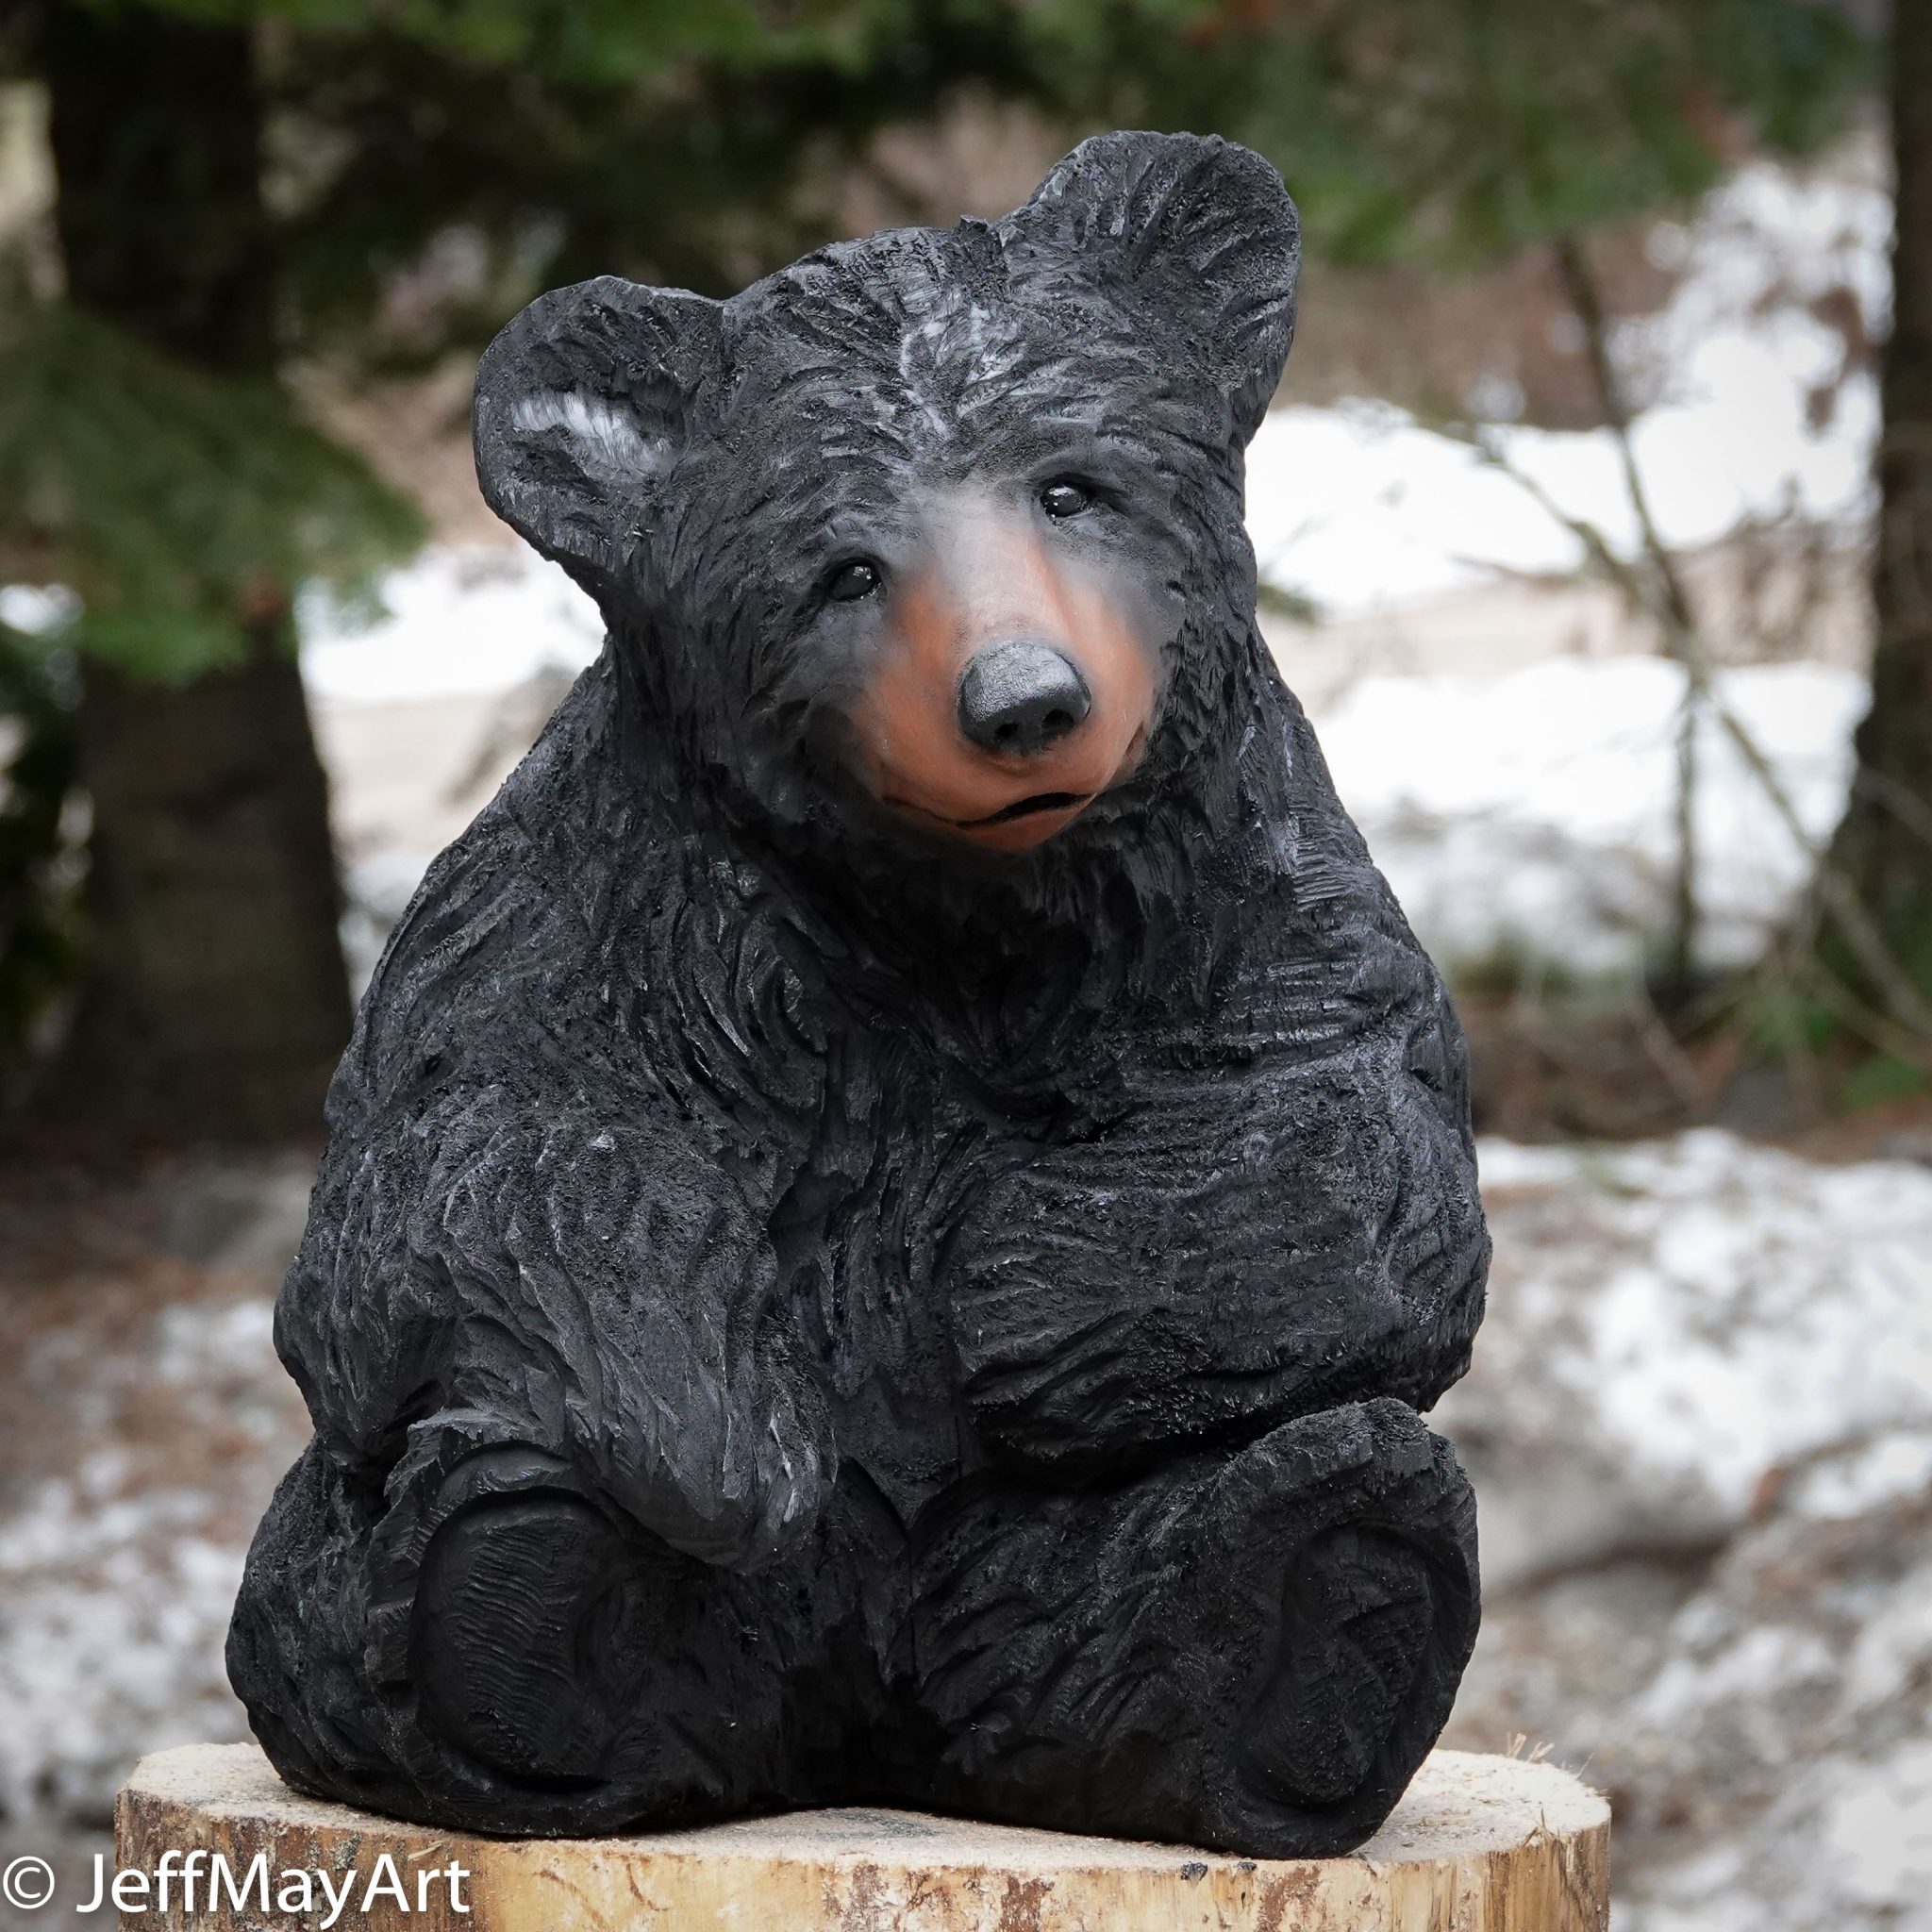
[1,1856,55,1909]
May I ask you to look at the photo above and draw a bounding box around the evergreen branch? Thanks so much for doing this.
[0,300,424,678]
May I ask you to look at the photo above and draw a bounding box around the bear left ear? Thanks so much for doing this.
[999,131,1300,443]
[473,275,721,596]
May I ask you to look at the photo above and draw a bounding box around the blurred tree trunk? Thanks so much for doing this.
[1826,3,1932,1010]
[40,4,352,1140]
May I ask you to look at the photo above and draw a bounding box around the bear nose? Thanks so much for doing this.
[957,639,1092,758]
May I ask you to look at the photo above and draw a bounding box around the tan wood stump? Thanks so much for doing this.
[114,1742,1608,1931]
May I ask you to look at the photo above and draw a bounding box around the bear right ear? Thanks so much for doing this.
[999,132,1300,445]
[473,276,720,595]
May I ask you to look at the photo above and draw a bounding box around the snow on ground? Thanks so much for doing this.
[1319,657,1866,976]
[1450,1421,1932,1932]
[1441,1131,1932,1587]
[0,1433,253,1823]
[0,1160,312,1857]
[301,542,604,704]
[1441,1134,1932,1932]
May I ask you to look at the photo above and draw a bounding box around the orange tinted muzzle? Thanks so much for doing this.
[851,502,1158,852]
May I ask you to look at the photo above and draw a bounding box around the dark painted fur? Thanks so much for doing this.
[229,131,1489,1857]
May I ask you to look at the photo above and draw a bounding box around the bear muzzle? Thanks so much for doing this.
[851,505,1159,853]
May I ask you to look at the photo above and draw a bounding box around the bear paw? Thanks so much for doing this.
[410,1491,646,1785]
[1184,1397,1479,1855]
[1240,1522,1439,1806]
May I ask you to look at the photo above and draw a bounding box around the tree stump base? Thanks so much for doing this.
[114,1742,1608,1929]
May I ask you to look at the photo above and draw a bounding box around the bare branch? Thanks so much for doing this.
[1432,238,1932,1051]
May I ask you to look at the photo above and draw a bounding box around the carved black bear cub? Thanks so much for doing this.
[229,130,1488,1857]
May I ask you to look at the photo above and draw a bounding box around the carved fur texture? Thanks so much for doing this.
[228,131,1489,1857]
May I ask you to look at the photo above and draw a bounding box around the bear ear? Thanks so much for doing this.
[473,275,721,594]
[999,131,1300,443]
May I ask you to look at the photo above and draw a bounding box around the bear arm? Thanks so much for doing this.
[945,1040,1486,1474]
[275,1079,832,1574]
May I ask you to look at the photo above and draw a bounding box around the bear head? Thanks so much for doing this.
[474,130,1298,858]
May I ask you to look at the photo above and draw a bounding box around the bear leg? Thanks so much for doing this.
[227,1438,405,1812]
[230,1430,832,1835]
[909,1397,1477,1857]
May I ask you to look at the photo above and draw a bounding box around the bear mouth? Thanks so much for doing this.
[869,721,1150,851]
[881,789,1093,837]
[955,791,1089,828]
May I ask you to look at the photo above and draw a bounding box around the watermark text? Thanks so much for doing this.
[0,1847,473,1922]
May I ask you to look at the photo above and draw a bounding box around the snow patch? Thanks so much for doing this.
[1250,153,1888,615]
[1322,657,1864,975]
[1448,1131,1932,1583]
[301,544,604,703]
[1819,1744,1932,1912]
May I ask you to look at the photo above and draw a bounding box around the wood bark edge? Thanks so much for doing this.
[114,1741,1608,1930]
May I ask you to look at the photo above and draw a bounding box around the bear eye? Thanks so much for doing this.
[1040,479,1093,521]
[825,559,883,604]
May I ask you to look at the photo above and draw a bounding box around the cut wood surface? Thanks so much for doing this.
[115,1742,1608,1930]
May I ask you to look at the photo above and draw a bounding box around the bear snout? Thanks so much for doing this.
[956,638,1092,758]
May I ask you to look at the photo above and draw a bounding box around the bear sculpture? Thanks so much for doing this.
[229,129,1490,1858]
